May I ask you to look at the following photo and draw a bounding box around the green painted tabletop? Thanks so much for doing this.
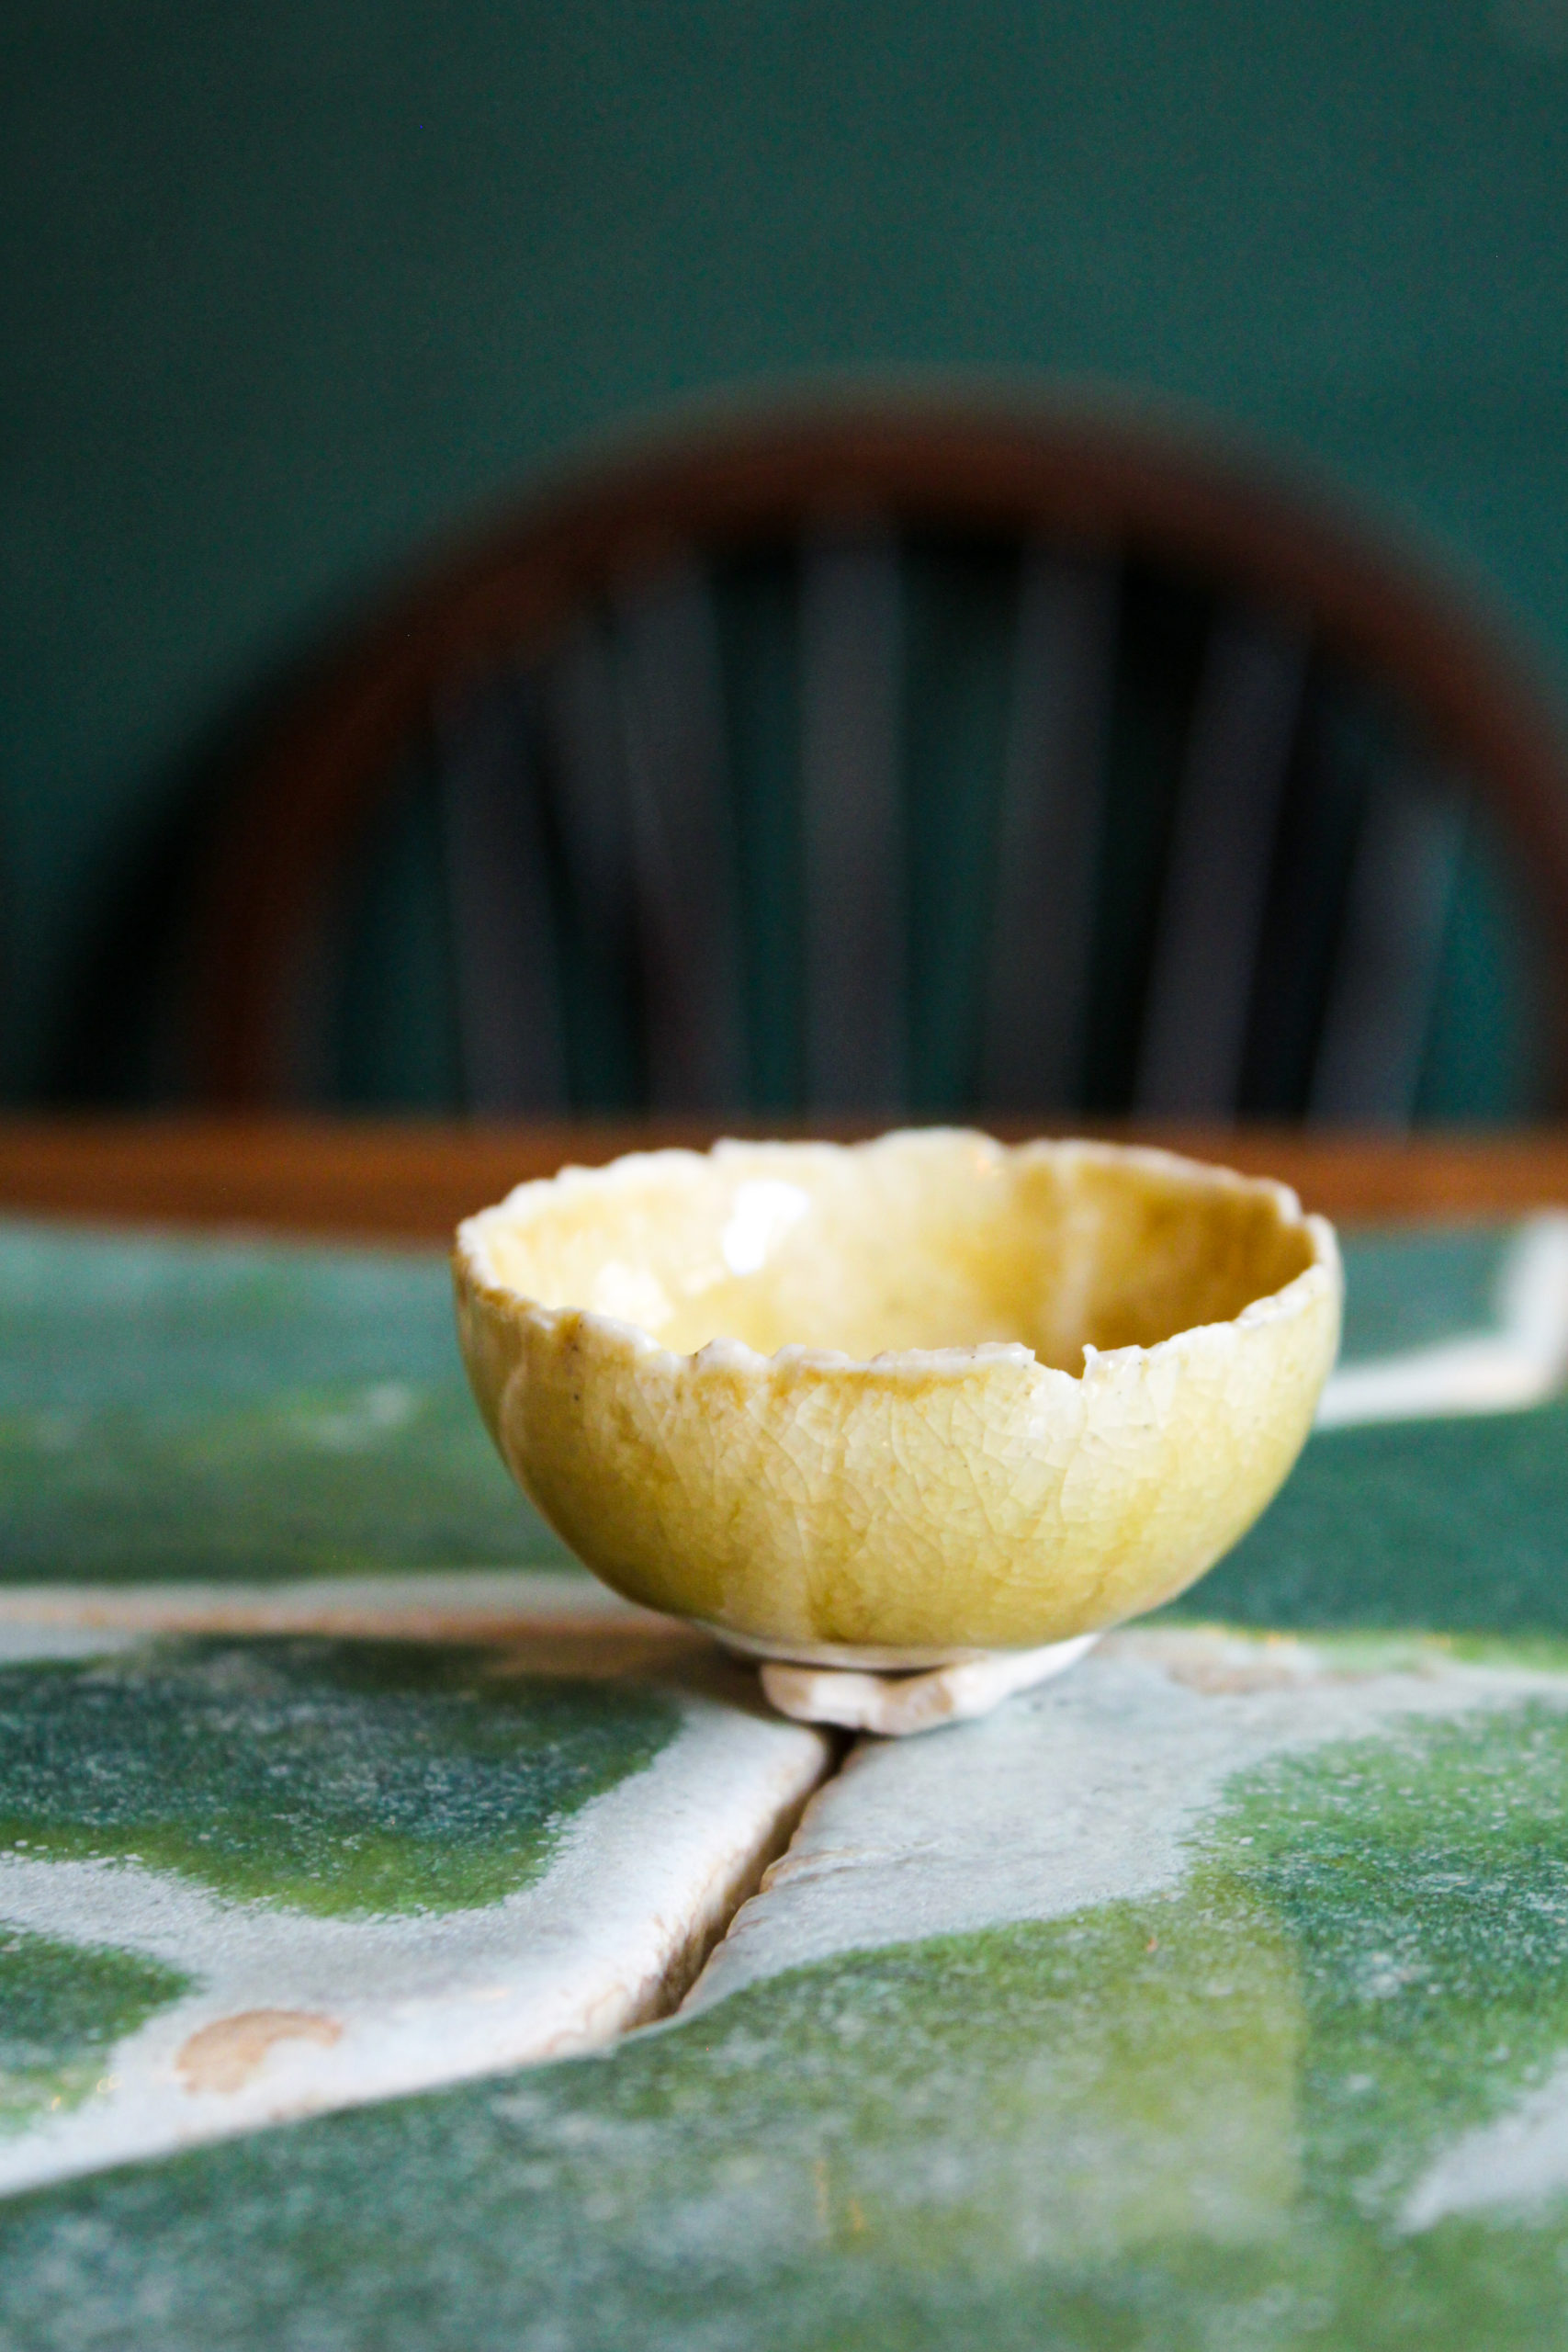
[0,1222,573,1581]
[3,1211,1568,2350]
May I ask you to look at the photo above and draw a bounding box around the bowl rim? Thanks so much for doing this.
[454,1127,1342,1385]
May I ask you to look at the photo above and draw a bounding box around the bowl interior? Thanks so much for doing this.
[471,1135,1315,1371]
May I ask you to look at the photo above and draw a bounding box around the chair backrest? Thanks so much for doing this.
[186,393,1568,1122]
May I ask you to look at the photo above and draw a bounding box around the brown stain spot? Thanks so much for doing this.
[1115,1629,1381,1696]
[1159,1657,1313,1694]
[479,1623,709,1680]
[176,2009,343,2095]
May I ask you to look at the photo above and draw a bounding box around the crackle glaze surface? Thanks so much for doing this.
[456,1132,1341,1654]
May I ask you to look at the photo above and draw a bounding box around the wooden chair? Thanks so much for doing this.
[182,391,1568,1122]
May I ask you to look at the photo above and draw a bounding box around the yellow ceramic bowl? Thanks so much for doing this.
[453,1131,1340,1666]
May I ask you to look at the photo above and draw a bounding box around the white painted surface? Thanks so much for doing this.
[690,1629,1568,2009]
[0,1626,828,2196]
[0,1570,651,1641]
[1401,2058,1568,2232]
[1318,1214,1568,1428]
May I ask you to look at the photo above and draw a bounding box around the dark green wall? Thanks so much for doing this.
[6,0,1568,1098]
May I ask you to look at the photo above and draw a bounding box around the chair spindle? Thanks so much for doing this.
[435,679,566,1114]
[800,533,907,1112]
[982,551,1119,1111]
[1309,772,1466,1125]
[616,565,748,1112]
[1134,609,1309,1117]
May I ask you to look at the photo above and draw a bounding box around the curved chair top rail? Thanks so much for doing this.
[193,394,1568,1105]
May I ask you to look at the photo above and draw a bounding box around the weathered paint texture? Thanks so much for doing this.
[0,1621,827,2194]
[5,1213,1568,2347]
[7,1632,1568,2347]
[0,1223,570,1580]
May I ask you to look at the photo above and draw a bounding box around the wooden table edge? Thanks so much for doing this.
[2,1117,1566,1242]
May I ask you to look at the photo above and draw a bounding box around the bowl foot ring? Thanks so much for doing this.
[755,1632,1100,1737]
